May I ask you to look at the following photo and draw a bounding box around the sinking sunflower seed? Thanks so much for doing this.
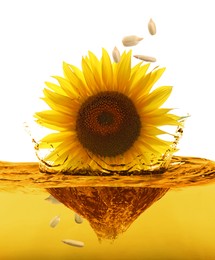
[112,46,120,63]
[148,18,156,35]
[45,195,61,204]
[75,213,83,224]
[133,55,156,62]
[49,215,60,228]
[62,239,85,248]
[122,35,143,47]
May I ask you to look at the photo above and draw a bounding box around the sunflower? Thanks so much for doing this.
[35,48,181,173]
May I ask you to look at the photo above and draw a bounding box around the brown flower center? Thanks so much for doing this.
[76,91,141,157]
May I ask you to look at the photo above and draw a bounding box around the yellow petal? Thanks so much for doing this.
[142,125,169,136]
[143,108,173,117]
[129,66,162,100]
[138,139,163,155]
[87,51,103,87]
[63,62,81,93]
[144,113,181,126]
[42,97,72,115]
[45,81,66,96]
[35,110,73,124]
[142,135,172,148]
[52,76,78,98]
[133,68,166,99]
[144,67,166,94]
[82,57,99,92]
[38,141,59,149]
[130,63,149,88]
[85,51,103,90]
[143,86,173,110]
[40,131,74,143]
[43,88,76,111]
[35,120,68,131]
[68,64,86,85]
[102,48,113,89]
[116,51,131,90]
[66,64,90,96]
[45,141,72,161]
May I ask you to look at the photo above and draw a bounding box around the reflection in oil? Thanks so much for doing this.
[47,186,169,240]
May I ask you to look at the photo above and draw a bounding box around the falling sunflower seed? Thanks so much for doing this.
[112,46,120,63]
[75,213,83,224]
[62,239,85,248]
[148,18,156,35]
[133,55,156,62]
[49,215,60,228]
[122,35,143,47]
[45,195,61,204]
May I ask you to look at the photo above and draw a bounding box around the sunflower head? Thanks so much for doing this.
[35,48,181,174]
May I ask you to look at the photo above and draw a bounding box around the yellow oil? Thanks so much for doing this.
[0,185,215,259]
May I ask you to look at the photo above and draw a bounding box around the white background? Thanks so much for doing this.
[0,0,214,162]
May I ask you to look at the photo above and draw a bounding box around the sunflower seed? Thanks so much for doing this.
[49,215,60,228]
[75,213,83,224]
[45,195,61,204]
[112,46,120,63]
[148,18,156,35]
[133,55,156,62]
[122,35,143,47]
[62,239,84,248]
